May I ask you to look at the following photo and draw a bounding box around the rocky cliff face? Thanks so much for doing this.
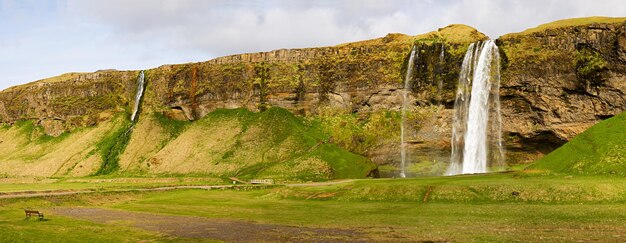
[1,19,625,174]
[144,25,484,122]
[0,71,137,136]
[497,20,626,163]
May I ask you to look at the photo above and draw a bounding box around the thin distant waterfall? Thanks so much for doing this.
[447,40,504,175]
[130,71,145,122]
[400,46,417,178]
[437,44,445,101]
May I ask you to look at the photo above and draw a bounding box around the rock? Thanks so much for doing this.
[163,108,188,121]
[497,20,626,163]
[39,119,65,137]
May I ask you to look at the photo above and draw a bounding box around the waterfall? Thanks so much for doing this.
[99,70,145,174]
[447,40,504,175]
[437,44,445,101]
[130,71,145,122]
[400,46,417,178]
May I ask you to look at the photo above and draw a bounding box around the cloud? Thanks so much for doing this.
[66,0,626,58]
[1,0,625,90]
[65,0,379,56]
[441,0,626,37]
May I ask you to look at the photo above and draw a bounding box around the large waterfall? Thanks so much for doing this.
[400,46,417,178]
[447,40,504,175]
[130,71,145,122]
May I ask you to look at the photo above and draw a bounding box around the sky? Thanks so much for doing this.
[1,0,625,90]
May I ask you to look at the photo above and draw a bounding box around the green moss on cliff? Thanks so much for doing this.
[51,95,121,113]
[317,107,399,154]
[575,46,608,86]
[316,106,438,156]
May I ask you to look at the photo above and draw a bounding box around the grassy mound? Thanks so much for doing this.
[503,16,626,38]
[528,111,626,175]
[122,107,376,181]
[0,115,125,177]
[0,107,375,181]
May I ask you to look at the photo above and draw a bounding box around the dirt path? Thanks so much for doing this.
[0,180,357,199]
[53,207,366,242]
[285,179,356,187]
[0,185,240,199]
[0,190,94,199]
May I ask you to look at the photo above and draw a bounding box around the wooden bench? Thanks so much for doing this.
[24,210,44,220]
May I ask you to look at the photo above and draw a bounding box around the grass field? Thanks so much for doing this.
[1,172,624,242]
[1,111,624,241]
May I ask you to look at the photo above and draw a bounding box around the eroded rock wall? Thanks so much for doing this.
[0,71,137,136]
[498,22,626,163]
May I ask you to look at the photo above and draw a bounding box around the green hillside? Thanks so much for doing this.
[0,107,376,181]
[121,107,376,181]
[529,111,626,175]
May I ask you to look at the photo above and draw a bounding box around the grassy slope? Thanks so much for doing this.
[337,24,487,47]
[122,107,376,181]
[529,111,626,175]
[503,16,626,38]
[0,116,126,177]
[0,107,375,181]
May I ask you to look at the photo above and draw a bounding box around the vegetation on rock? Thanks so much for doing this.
[575,45,608,87]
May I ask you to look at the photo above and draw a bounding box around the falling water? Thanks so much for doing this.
[130,71,145,122]
[400,46,417,178]
[437,44,445,101]
[447,40,504,175]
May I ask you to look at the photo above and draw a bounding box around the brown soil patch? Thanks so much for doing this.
[54,207,367,242]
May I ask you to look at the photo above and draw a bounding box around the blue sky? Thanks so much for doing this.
[1,0,625,90]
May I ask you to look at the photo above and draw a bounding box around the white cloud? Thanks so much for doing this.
[1,0,625,90]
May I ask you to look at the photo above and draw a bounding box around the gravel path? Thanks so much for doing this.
[53,207,366,242]
[0,180,357,199]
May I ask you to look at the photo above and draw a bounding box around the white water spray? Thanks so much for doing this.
[447,40,504,175]
[400,46,417,178]
[130,71,145,122]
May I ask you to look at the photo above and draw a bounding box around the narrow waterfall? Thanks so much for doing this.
[437,44,445,101]
[447,40,504,175]
[98,70,145,175]
[400,46,417,178]
[130,71,145,122]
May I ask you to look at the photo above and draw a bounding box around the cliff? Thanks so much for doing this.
[0,71,137,136]
[497,17,626,163]
[145,24,485,121]
[0,17,625,177]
